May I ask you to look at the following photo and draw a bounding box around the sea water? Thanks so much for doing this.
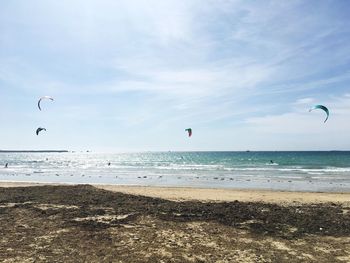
[0,151,349,192]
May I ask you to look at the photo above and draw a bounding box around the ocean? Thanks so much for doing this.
[0,151,350,192]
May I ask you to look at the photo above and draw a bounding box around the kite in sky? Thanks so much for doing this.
[36,127,47,135]
[309,105,329,123]
[38,96,54,111]
[185,128,192,137]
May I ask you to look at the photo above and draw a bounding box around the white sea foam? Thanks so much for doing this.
[1,152,349,192]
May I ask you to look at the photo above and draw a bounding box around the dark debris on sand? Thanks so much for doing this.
[0,185,349,262]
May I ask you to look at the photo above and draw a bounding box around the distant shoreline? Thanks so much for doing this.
[0,150,349,153]
[0,150,68,153]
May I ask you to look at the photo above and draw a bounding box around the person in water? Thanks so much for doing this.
[270,160,274,164]
[108,162,111,166]
[4,163,8,168]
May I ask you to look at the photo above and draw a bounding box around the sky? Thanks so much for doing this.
[0,0,350,151]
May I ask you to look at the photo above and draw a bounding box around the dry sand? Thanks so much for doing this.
[1,181,350,204]
[0,182,349,262]
[96,184,350,204]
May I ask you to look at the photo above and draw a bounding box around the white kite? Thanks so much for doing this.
[38,96,54,111]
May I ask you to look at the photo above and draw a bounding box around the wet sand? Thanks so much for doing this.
[0,183,349,262]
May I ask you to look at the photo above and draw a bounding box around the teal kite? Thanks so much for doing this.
[309,105,329,123]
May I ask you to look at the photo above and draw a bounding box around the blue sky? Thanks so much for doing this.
[1,0,350,151]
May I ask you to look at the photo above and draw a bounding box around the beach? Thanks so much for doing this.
[0,182,349,262]
[2,0,350,261]
[96,184,350,204]
[3,182,350,204]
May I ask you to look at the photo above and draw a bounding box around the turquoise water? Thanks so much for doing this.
[0,151,349,192]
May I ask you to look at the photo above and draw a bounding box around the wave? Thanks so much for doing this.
[3,164,350,173]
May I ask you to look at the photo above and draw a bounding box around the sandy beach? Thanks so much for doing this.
[0,182,349,262]
[2,181,350,204]
[96,184,350,204]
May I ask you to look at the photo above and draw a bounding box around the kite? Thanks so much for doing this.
[36,127,47,135]
[38,96,54,111]
[309,105,329,123]
[185,128,192,137]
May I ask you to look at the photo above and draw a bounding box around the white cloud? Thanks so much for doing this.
[294,98,315,105]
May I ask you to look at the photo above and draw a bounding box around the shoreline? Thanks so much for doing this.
[1,181,349,204]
